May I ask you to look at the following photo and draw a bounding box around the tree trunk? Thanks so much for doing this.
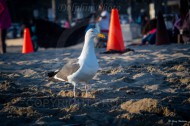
[52,0,56,21]
[67,0,72,25]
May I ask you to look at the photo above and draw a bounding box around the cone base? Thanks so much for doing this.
[101,48,134,54]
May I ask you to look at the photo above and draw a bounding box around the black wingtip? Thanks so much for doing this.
[47,71,58,77]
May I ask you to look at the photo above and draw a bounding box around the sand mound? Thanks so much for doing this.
[121,98,159,114]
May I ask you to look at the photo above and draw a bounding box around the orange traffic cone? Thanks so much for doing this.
[107,9,125,52]
[22,28,34,54]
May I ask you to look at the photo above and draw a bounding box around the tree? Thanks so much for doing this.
[67,0,72,25]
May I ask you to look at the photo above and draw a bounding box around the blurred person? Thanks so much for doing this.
[63,20,70,29]
[141,14,149,34]
[171,14,180,43]
[29,18,38,52]
[142,18,157,37]
[173,15,181,43]
[98,8,110,35]
[142,28,156,45]
[0,0,11,54]
[181,11,190,43]
[96,3,110,48]
[141,18,157,45]
[20,16,30,37]
[86,1,110,48]
[173,0,190,43]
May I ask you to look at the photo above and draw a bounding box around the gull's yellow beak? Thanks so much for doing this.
[98,33,106,39]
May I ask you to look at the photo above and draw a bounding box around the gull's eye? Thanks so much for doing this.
[91,31,93,32]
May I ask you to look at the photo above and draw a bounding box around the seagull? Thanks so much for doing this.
[48,28,105,97]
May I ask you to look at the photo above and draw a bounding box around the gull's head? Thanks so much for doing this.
[85,28,105,40]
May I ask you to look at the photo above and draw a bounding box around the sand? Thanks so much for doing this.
[0,43,190,126]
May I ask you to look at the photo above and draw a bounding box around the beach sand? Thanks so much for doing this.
[0,43,190,125]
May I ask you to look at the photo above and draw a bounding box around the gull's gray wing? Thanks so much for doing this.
[55,60,80,81]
